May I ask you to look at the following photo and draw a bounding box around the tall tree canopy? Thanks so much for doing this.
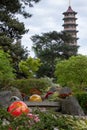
[31,31,78,78]
[0,0,40,44]
[0,0,40,40]
[0,0,41,77]
[55,55,87,89]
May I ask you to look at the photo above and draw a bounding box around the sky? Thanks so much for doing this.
[21,0,87,57]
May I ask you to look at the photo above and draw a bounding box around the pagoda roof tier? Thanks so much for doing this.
[63,6,77,15]
[63,30,78,33]
[63,24,78,26]
[63,17,77,20]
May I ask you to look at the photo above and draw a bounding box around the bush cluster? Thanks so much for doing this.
[10,78,50,95]
[74,91,87,114]
[0,108,87,130]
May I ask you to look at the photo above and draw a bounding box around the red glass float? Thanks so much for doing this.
[44,91,54,99]
[7,101,30,117]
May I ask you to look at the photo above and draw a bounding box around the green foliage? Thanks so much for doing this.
[74,91,87,114]
[0,50,15,88]
[10,78,50,95]
[0,0,40,18]
[19,57,41,78]
[55,55,87,88]
[10,41,29,78]
[31,31,78,78]
[0,37,29,78]
[0,109,87,130]
[0,0,40,78]
[0,0,41,41]
[0,35,13,52]
[48,92,59,101]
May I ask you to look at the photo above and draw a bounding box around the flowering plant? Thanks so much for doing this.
[8,113,40,130]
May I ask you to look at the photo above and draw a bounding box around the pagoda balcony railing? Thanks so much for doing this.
[64,15,75,18]
[64,21,76,24]
[64,28,76,30]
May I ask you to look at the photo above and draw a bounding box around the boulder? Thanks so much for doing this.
[49,87,57,92]
[59,87,72,98]
[60,96,85,116]
[0,87,22,107]
[9,87,22,100]
[0,91,12,107]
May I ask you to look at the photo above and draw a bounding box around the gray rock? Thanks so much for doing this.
[59,87,72,95]
[60,96,85,116]
[0,91,12,107]
[0,87,22,107]
[49,87,57,92]
[9,87,22,100]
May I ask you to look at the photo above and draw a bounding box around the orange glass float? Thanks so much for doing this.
[7,101,30,117]
[29,94,42,102]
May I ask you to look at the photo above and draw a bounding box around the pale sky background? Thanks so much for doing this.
[21,0,87,57]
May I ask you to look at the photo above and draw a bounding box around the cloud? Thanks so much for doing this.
[21,0,87,57]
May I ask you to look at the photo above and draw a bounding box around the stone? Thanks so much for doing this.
[49,87,57,92]
[9,87,22,100]
[0,87,22,107]
[60,96,85,116]
[0,91,12,107]
[59,87,72,95]
[59,87,72,98]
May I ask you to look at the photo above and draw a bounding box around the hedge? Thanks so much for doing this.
[9,78,50,95]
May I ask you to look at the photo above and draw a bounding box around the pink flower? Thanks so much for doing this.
[27,113,34,119]
[33,115,40,122]
[27,113,40,122]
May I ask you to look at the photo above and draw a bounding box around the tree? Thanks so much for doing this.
[19,57,41,78]
[31,31,78,78]
[10,41,29,77]
[55,55,87,89]
[0,49,15,87]
[0,0,40,40]
[0,0,41,77]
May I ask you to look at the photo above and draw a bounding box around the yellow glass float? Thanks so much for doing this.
[29,94,42,102]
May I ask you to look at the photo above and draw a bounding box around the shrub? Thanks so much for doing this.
[0,50,15,88]
[10,78,50,95]
[74,91,87,114]
[55,55,87,89]
[0,108,87,130]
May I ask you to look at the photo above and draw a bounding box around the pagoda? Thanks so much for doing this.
[62,2,78,45]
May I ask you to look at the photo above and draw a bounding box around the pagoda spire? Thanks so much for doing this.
[69,0,71,6]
